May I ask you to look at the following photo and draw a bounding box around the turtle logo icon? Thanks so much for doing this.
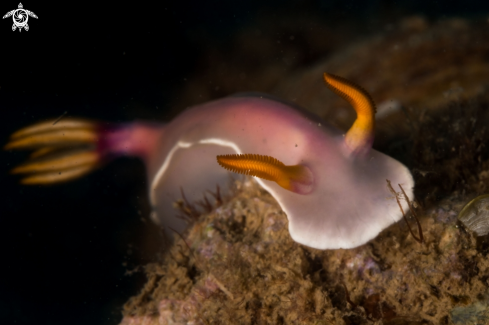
[3,3,38,32]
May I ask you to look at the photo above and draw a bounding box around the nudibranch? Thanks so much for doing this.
[5,73,414,249]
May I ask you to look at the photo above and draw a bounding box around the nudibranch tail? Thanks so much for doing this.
[216,154,313,194]
[4,118,164,185]
[323,73,376,155]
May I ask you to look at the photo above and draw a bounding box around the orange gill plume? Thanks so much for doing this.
[216,154,313,194]
[4,118,101,185]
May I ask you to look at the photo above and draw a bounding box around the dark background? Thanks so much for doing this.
[1,1,488,324]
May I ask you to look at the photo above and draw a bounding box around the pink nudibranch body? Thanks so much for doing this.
[143,95,413,249]
[6,74,414,250]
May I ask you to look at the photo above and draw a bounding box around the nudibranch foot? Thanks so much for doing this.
[216,153,313,194]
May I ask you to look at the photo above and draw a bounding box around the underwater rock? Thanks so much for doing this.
[120,178,489,325]
[408,99,489,206]
[451,297,489,325]
[458,195,489,237]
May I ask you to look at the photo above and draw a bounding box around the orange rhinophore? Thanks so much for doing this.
[323,73,376,155]
[217,154,313,194]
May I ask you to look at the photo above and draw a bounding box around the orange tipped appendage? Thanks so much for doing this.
[323,73,376,155]
[4,118,101,185]
[5,117,164,185]
[217,154,313,194]
[4,118,98,150]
